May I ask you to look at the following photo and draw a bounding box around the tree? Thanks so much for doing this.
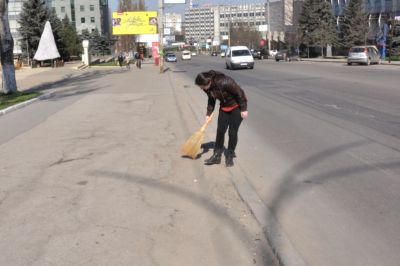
[314,0,338,56]
[339,0,369,48]
[230,24,261,49]
[298,0,338,57]
[18,0,48,60]
[48,8,63,56]
[0,0,17,94]
[59,15,82,60]
[298,0,320,47]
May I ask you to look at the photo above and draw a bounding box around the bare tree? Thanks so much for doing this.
[0,0,17,94]
[230,24,261,49]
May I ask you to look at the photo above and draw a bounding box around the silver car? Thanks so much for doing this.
[347,45,381,65]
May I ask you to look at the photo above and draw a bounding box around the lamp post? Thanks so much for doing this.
[158,0,164,72]
[267,0,271,52]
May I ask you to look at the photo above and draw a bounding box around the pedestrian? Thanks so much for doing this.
[118,53,124,68]
[195,70,248,167]
[125,54,130,69]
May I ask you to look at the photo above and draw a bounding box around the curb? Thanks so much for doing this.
[301,59,400,66]
[0,92,54,117]
[228,166,307,266]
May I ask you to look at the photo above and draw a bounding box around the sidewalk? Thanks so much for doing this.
[0,64,278,266]
[301,57,400,66]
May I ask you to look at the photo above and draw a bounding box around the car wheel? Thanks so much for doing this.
[347,62,352,66]
[276,59,279,62]
[250,66,254,69]
[226,63,230,69]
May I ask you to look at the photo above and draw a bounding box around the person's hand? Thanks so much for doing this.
[205,115,212,124]
[241,111,248,119]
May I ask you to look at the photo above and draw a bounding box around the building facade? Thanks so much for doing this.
[52,0,109,35]
[9,0,109,55]
[184,3,268,45]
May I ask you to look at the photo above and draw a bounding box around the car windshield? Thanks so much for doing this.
[350,47,366,53]
[232,50,251,56]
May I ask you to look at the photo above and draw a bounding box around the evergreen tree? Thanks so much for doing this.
[48,8,63,57]
[339,0,369,48]
[314,0,338,56]
[298,0,319,47]
[18,0,49,59]
[90,28,102,55]
[59,15,82,60]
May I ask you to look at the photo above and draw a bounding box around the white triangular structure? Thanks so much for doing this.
[34,21,61,61]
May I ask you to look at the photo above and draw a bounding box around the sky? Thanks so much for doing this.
[109,0,265,15]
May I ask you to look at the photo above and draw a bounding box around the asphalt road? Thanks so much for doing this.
[0,66,277,266]
[169,55,400,265]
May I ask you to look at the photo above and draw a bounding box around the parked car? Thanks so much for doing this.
[347,45,381,65]
[211,51,218,56]
[181,50,191,60]
[269,49,278,57]
[191,51,197,56]
[165,53,177,62]
[252,49,268,60]
[275,50,300,62]
[225,46,254,70]
[220,50,226,57]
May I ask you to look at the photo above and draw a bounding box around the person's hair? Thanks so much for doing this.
[195,70,223,86]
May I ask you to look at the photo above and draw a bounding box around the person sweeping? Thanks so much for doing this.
[195,70,248,167]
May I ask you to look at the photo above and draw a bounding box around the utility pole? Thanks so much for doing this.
[267,0,271,52]
[158,0,164,73]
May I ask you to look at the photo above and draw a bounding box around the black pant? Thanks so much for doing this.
[215,108,243,151]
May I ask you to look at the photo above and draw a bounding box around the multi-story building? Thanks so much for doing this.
[216,3,266,41]
[184,7,216,44]
[184,3,268,45]
[8,0,109,55]
[52,0,109,35]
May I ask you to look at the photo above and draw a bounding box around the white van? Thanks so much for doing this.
[225,46,254,70]
[181,50,191,60]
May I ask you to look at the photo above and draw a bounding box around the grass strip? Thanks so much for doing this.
[0,91,41,110]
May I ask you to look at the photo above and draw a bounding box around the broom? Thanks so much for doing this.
[181,113,214,159]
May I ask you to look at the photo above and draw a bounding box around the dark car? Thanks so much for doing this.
[165,53,177,62]
[211,51,218,56]
[275,50,300,62]
[252,49,268,60]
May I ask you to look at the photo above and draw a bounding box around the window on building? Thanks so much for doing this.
[80,5,84,12]
[244,13,248,17]
[81,17,85,23]
[61,6,65,12]
[250,12,254,16]
[91,17,95,23]
[238,13,242,17]
[90,4,94,11]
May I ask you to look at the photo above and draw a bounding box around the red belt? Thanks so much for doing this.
[221,104,239,112]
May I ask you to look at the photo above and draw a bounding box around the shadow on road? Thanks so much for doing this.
[90,169,277,266]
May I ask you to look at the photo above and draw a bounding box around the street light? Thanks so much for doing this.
[158,0,164,73]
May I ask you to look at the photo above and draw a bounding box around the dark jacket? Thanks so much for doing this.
[204,72,247,116]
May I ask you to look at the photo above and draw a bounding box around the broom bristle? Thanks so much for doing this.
[181,113,214,159]
[181,130,205,159]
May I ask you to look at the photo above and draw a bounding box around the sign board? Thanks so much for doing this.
[112,11,158,35]
[164,28,171,35]
[222,35,229,40]
[212,40,220,46]
[258,25,268,32]
[164,0,186,3]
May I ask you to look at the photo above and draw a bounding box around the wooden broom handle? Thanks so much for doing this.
[200,112,214,131]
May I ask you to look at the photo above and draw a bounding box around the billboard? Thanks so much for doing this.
[112,11,158,35]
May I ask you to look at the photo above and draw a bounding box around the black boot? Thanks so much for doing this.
[225,150,235,167]
[204,149,222,165]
